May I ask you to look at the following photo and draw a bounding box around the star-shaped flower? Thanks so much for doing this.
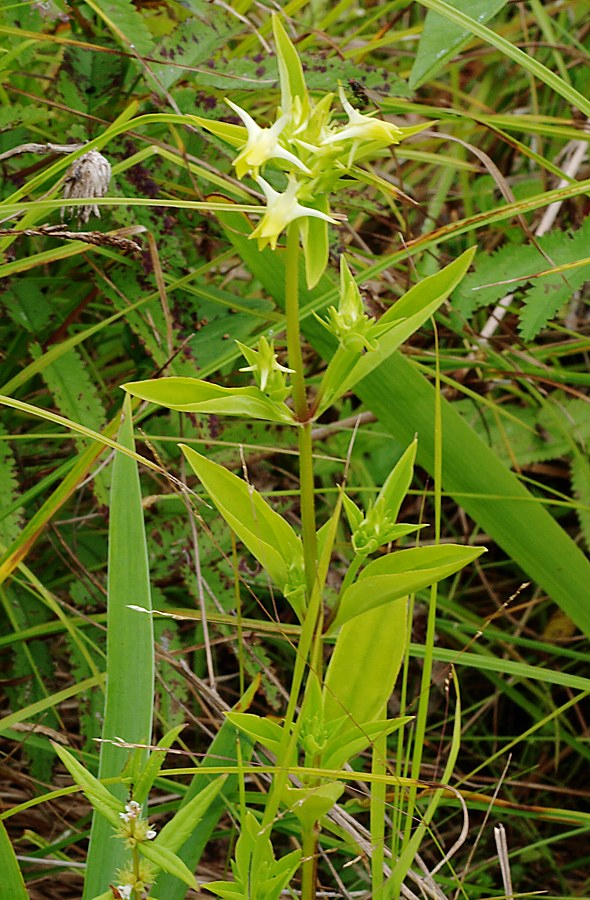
[322,85,405,148]
[237,335,293,398]
[226,99,311,179]
[250,176,336,250]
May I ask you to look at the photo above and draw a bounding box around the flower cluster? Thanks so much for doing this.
[116,799,157,847]
[191,15,427,286]
[114,801,157,899]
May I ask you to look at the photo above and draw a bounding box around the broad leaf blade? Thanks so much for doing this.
[324,599,408,725]
[331,546,484,629]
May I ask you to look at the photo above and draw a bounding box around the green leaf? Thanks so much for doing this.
[123,377,295,425]
[138,839,198,890]
[377,439,417,523]
[330,545,485,630]
[272,14,309,117]
[0,818,29,899]
[133,724,186,806]
[316,248,476,414]
[341,493,363,534]
[155,776,227,852]
[180,445,305,617]
[83,394,154,899]
[321,716,412,771]
[52,742,124,829]
[281,782,344,830]
[324,598,409,724]
[409,0,508,89]
[224,712,284,758]
[83,0,155,56]
[300,203,330,289]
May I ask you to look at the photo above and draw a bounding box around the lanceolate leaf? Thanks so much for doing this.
[316,247,476,413]
[330,545,484,630]
[180,445,305,617]
[138,840,198,890]
[124,378,295,425]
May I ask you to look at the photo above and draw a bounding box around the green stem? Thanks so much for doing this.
[301,824,319,900]
[371,713,387,900]
[284,222,317,598]
[285,223,308,422]
[260,222,320,838]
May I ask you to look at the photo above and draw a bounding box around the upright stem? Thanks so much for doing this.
[284,223,317,597]
[284,223,320,900]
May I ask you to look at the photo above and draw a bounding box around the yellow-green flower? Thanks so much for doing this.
[250,176,336,250]
[237,335,293,398]
[322,85,405,148]
[226,99,311,179]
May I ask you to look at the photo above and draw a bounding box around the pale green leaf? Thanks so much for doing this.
[224,713,284,757]
[316,248,476,413]
[138,840,198,890]
[123,377,295,425]
[330,545,485,629]
[324,599,408,723]
[155,776,227,852]
[322,716,412,771]
[272,14,308,116]
[180,445,304,615]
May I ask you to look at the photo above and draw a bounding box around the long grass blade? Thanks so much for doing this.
[83,394,154,898]
[354,351,590,638]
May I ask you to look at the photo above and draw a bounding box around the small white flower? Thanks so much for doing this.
[116,886,132,900]
[226,99,311,179]
[119,800,141,823]
[250,176,336,250]
[146,828,157,840]
[61,149,111,223]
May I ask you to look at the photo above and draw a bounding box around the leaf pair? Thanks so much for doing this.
[52,739,226,895]
[206,810,302,900]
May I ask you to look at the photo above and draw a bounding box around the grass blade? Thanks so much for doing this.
[83,394,154,898]
[355,352,590,639]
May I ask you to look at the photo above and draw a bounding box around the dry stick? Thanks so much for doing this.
[0,142,85,161]
[477,131,589,344]
[494,823,514,900]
